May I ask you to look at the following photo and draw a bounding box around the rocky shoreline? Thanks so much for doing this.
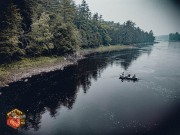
[0,45,133,88]
[0,54,85,89]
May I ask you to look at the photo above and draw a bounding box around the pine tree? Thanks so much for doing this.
[0,1,24,63]
[59,0,76,23]
[29,12,53,55]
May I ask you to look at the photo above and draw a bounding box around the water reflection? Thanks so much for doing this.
[168,41,180,50]
[0,44,153,134]
[110,44,153,70]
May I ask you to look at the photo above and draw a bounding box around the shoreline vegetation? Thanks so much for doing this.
[169,32,180,41]
[0,0,156,88]
[0,0,155,64]
[0,45,133,88]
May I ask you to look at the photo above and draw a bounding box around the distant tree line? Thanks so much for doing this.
[0,0,155,63]
[169,32,180,41]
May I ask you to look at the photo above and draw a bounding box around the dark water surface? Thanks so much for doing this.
[0,42,180,135]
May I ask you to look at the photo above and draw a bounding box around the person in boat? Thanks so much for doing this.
[122,72,124,76]
[128,74,131,77]
[120,72,124,77]
[132,74,136,79]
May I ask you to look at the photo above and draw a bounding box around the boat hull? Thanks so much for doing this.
[119,75,138,81]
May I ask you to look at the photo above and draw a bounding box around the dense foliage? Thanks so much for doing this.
[169,32,180,41]
[0,0,155,63]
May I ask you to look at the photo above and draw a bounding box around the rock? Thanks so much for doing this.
[24,79,28,82]
[5,84,9,87]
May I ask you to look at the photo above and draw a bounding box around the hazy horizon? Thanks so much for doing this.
[74,0,180,36]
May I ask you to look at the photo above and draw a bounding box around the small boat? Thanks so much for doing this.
[119,75,138,81]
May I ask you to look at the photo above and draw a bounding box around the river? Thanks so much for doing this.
[0,41,180,135]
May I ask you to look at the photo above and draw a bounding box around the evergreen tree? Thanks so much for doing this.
[0,1,24,63]
[59,0,76,23]
[169,32,180,41]
[28,12,53,56]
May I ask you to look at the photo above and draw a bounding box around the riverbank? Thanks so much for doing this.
[0,45,133,88]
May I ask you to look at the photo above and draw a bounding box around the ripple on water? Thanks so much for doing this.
[140,80,176,102]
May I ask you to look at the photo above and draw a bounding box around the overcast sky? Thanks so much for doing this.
[74,0,180,36]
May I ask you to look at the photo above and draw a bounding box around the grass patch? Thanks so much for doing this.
[8,56,64,69]
[95,45,131,52]
[81,45,132,54]
[0,67,9,76]
[0,56,64,75]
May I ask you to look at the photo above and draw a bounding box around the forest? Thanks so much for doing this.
[0,0,155,63]
[169,32,180,41]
